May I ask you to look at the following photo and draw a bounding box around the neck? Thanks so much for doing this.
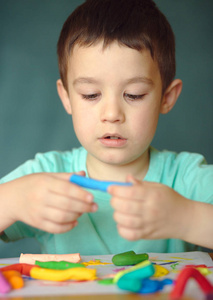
[86,148,150,182]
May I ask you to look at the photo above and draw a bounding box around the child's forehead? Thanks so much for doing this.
[68,41,158,73]
[70,40,155,62]
[67,40,161,89]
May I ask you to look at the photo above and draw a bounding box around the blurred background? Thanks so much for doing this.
[0,0,212,257]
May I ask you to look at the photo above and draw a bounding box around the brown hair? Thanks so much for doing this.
[57,0,176,94]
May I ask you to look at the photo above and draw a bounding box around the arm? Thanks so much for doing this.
[182,201,213,249]
[0,172,97,234]
[108,175,213,249]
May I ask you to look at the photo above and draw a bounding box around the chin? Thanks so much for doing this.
[99,154,133,166]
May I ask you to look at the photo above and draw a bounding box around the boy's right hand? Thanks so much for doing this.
[0,172,97,234]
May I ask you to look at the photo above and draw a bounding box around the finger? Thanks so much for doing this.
[126,174,141,184]
[48,177,94,203]
[111,197,143,214]
[42,206,81,224]
[46,194,98,214]
[37,219,78,234]
[113,211,143,229]
[108,184,145,201]
[117,225,142,241]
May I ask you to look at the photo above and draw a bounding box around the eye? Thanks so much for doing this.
[82,93,100,100]
[124,93,145,101]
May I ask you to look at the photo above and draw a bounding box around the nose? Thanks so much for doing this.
[100,96,125,123]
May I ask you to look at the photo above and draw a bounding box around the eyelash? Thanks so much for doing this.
[81,93,146,101]
[82,94,100,100]
[124,93,145,101]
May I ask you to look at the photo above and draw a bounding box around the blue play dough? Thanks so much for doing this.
[70,174,132,192]
[139,278,173,294]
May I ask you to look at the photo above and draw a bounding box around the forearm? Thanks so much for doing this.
[0,182,17,232]
[181,201,213,249]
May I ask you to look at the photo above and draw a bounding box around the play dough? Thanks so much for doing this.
[30,267,96,281]
[19,253,81,265]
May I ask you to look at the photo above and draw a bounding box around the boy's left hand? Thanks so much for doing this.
[108,176,191,241]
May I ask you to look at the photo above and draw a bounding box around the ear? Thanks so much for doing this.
[160,79,182,114]
[56,79,72,115]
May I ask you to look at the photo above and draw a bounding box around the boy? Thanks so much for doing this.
[0,0,212,255]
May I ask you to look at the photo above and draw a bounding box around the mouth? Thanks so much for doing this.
[105,136,121,140]
[99,134,127,147]
[101,134,125,140]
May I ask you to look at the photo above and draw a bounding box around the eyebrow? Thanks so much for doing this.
[125,76,154,86]
[73,77,100,86]
[73,76,154,86]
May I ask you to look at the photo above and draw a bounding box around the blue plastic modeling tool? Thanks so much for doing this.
[70,174,132,192]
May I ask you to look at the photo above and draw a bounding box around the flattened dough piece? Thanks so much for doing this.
[19,253,81,264]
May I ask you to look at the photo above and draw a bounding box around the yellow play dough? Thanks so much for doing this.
[30,267,96,281]
[152,265,169,277]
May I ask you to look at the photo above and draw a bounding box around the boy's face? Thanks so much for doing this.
[60,41,166,175]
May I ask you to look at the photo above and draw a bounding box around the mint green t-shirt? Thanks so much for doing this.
[0,147,212,254]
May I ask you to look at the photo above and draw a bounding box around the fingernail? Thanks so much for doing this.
[86,194,93,202]
[72,221,78,228]
[107,186,113,193]
[91,203,98,212]
[127,174,139,184]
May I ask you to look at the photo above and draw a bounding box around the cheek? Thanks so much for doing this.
[131,106,160,140]
[71,107,96,139]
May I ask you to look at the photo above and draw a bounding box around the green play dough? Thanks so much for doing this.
[35,260,85,270]
[97,278,114,285]
[112,251,149,266]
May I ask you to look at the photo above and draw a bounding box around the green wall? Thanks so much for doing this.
[0,1,212,257]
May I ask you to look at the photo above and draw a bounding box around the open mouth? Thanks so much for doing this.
[99,134,127,147]
[105,136,122,139]
[102,133,125,140]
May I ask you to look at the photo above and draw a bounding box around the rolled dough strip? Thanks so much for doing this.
[19,253,81,265]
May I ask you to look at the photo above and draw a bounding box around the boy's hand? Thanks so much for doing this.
[108,175,191,241]
[1,172,97,234]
